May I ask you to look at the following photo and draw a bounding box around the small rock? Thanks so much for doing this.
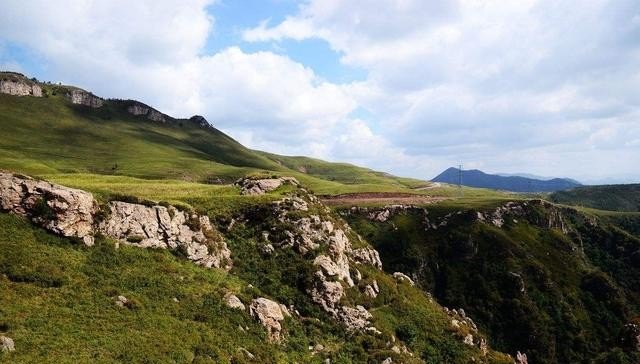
[224,294,245,311]
[250,297,286,343]
[0,336,15,352]
[261,244,275,255]
[115,295,128,308]
[313,343,324,352]
[382,358,393,364]
[516,351,528,364]
[463,334,474,346]
[393,272,415,286]
[238,347,255,360]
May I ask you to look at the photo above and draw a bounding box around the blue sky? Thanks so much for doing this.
[1,0,639,184]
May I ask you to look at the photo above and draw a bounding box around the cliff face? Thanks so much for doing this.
[126,101,168,122]
[66,89,104,108]
[0,72,42,97]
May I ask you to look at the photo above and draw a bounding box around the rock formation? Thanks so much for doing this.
[126,101,168,122]
[0,74,42,97]
[250,297,286,343]
[66,89,104,108]
[235,176,299,195]
[0,172,231,270]
[0,172,98,245]
[224,294,246,311]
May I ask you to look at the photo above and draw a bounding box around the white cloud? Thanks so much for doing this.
[244,0,640,181]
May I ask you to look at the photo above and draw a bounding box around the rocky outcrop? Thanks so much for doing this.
[0,172,98,245]
[126,101,167,122]
[0,76,42,97]
[351,247,382,269]
[476,200,571,233]
[100,201,231,270]
[0,336,15,353]
[235,176,299,195]
[189,115,210,128]
[250,298,286,343]
[66,89,104,108]
[0,172,231,270]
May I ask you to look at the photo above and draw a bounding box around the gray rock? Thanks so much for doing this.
[126,101,167,122]
[250,297,286,343]
[66,89,104,108]
[235,177,299,195]
[0,336,15,352]
[516,351,528,364]
[0,172,98,245]
[0,78,41,97]
[393,272,415,286]
[224,294,245,311]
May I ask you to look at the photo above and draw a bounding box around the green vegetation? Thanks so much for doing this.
[343,202,640,363]
[551,184,640,212]
[0,90,435,196]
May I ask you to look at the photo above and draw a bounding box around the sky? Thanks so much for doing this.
[0,0,639,184]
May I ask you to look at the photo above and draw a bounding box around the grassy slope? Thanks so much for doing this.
[0,88,442,196]
[343,202,640,364]
[551,184,640,212]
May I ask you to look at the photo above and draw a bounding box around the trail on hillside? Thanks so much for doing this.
[320,192,448,206]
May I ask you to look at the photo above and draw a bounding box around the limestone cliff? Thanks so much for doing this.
[0,72,42,97]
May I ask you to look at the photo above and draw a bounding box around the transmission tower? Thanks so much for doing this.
[458,164,464,197]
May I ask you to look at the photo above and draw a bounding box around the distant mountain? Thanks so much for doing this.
[432,167,582,192]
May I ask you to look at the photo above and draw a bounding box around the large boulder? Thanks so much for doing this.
[0,172,98,245]
[250,298,286,343]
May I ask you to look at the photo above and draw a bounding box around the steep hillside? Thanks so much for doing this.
[342,202,640,363]
[0,172,513,363]
[432,167,581,192]
[0,72,428,195]
[551,184,640,212]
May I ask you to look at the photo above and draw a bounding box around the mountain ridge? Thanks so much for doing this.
[432,167,581,192]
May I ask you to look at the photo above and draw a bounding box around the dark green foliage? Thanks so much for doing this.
[551,184,640,212]
[344,203,640,364]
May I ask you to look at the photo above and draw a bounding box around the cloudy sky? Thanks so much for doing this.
[1,0,639,184]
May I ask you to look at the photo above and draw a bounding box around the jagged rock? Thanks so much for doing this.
[0,73,42,97]
[382,357,393,364]
[0,336,14,353]
[479,338,488,356]
[100,201,232,270]
[516,351,528,364]
[369,209,391,222]
[476,200,571,234]
[0,172,98,245]
[393,272,415,286]
[310,278,344,313]
[236,176,299,195]
[127,101,167,122]
[261,243,275,255]
[250,298,286,343]
[338,305,372,332]
[225,294,245,311]
[350,247,383,269]
[66,89,104,108]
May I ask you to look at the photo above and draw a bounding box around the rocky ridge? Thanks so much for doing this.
[66,89,104,108]
[0,172,231,270]
[126,101,169,122]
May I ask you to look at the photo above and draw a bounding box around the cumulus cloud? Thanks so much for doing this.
[1,0,638,182]
[245,0,640,182]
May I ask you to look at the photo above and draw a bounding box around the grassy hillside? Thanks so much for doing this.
[0,82,434,196]
[0,180,513,363]
[551,184,640,212]
[343,202,640,364]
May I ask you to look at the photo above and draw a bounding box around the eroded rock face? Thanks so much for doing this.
[351,247,383,269]
[476,200,571,233]
[235,177,299,195]
[100,201,231,270]
[0,172,98,245]
[67,89,104,108]
[250,298,286,343]
[127,102,167,122]
[0,79,42,97]
[0,173,232,270]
